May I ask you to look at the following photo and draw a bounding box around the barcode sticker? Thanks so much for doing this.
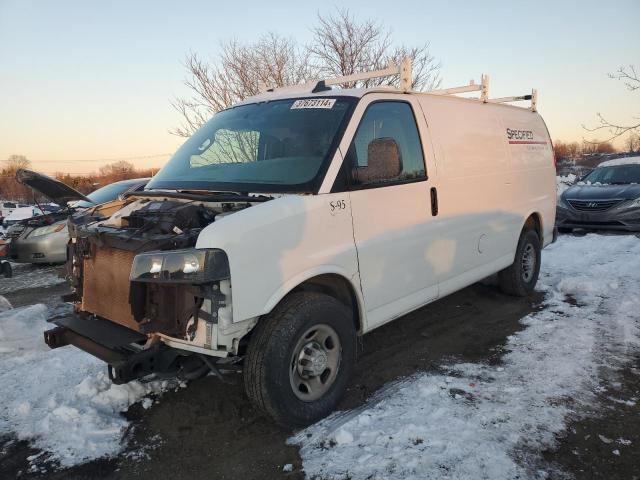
[291,98,336,109]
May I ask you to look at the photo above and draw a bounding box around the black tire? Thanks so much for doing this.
[498,229,541,297]
[243,291,356,427]
[557,227,572,234]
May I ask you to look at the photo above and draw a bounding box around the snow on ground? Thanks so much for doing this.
[291,234,640,479]
[0,304,178,467]
[0,263,65,295]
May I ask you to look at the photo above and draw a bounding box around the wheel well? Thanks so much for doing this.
[523,213,542,240]
[292,274,362,334]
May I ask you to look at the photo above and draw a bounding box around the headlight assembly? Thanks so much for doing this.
[31,223,66,238]
[557,196,570,209]
[130,248,229,284]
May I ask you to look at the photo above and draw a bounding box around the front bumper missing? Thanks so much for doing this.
[44,313,183,384]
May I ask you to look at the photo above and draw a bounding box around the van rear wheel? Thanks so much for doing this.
[498,229,541,296]
[243,292,356,427]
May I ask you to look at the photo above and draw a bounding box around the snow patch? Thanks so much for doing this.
[598,155,640,167]
[556,174,577,196]
[0,295,12,312]
[0,264,65,295]
[291,235,640,479]
[0,304,177,467]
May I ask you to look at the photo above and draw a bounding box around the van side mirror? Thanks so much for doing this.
[351,137,403,184]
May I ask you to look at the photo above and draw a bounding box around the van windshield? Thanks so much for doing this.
[146,97,356,193]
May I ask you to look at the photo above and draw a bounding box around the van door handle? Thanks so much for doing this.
[430,187,438,216]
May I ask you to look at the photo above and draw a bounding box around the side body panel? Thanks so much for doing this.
[495,107,556,247]
[416,95,555,298]
[195,194,362,325]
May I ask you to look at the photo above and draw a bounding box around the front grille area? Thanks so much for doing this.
[567,199,622,211]
[81,247,140,332]
[6,225,25,239]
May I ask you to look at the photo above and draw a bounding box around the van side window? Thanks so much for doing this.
[346,102,425,187]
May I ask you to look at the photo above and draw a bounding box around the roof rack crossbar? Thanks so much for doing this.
[320,58,413,92]
[260,58,413,94]
[428,74,491,101]
[490,88,538,111]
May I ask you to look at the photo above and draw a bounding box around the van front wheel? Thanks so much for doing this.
[498,229,541,296]
[243,292,356,427]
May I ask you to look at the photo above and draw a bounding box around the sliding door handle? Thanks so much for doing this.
[430,187,438,216]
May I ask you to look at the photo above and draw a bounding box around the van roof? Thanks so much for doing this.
[234,86,391,106]
[235,85,537,114]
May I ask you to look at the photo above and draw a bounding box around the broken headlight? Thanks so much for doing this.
[130,248,229,284]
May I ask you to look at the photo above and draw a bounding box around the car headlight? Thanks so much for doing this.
[557,196,570,209]
[130,248,229,284]
[30,223,66,238]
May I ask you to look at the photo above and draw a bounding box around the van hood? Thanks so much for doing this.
[16,169,91,206]
[562,183,640,201]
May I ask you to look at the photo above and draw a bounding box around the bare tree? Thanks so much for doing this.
[172,33,314,137]
[98,160,136,181]
[172,10,442,136]
[308,9,441,90]
[624,131,639,153]
[583,65,640,142]
[3,154,31,174]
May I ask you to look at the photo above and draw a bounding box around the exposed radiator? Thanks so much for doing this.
[81,247,140,332]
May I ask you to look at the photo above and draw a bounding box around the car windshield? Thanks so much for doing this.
[146,97,356,193]
[581,164,640,185]
[70,181,139,209]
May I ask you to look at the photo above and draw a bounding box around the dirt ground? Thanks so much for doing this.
[1,275,638,479]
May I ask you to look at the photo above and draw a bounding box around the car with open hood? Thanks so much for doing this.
[556,156,640,233]
[6,171,149,264]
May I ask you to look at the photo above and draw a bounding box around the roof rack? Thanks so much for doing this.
[428,74,491,102]
[260,58,413,94]
[259,58,538,111]
[427,76,537,111]
[489,89,538,112]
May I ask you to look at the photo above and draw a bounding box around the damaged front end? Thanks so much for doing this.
[45,193,264,383]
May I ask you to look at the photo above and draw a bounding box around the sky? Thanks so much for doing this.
[1,0,639,175]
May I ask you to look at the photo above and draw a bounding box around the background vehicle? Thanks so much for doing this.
[556,156,640,233]
[44,63,555,426]
[7,174,149,264]
[1,201,30,224]
[2,206,44,229]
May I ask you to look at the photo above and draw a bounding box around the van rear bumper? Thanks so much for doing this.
[44,313,183,384]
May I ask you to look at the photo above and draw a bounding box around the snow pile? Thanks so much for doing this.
[292,234,640,479]
[0,304,176,467]
[556,174,576,196]
[0,295,12,312]
[598,155,640,167]
[0,264,65,295]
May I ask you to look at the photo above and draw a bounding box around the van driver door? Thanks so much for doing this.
[340,96,440,331]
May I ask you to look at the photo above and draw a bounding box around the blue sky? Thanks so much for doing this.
[1,0,639,174]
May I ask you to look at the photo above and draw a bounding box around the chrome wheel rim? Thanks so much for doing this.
[521,243,536,282]
[289,324,341,402]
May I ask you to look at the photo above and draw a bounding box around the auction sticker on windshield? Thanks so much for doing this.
[291,98,336,109]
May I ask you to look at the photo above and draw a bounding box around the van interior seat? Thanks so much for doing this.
[353,137,403,184]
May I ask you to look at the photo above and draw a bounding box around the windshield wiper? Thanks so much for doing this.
[126,190,272,202]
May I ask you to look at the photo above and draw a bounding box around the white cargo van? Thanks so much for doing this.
[44,61,556,426]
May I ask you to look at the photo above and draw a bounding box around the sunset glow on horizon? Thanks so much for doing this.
[1,0,638,175]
